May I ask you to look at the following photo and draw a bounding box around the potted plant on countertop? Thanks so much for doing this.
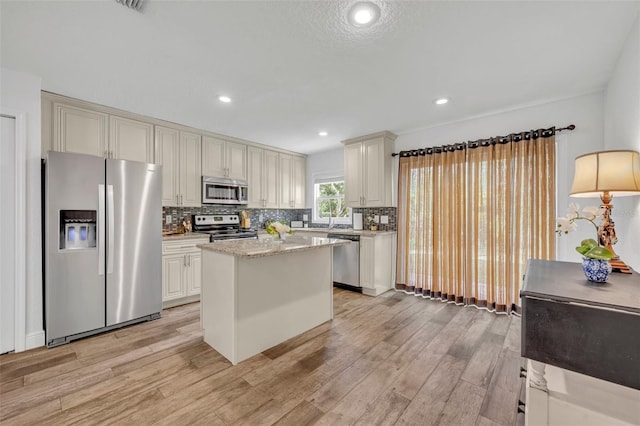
[266,220,293,240]
[556,203,614,282]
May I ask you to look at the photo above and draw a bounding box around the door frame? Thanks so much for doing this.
[1,109,27,353]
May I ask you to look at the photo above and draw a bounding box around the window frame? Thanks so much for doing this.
[312,175,351,225]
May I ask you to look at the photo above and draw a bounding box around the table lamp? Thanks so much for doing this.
[570,150,640,273]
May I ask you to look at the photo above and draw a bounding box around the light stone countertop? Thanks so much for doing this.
[162,232,210,241]
[258,228,396,237]
[197,235,350,258]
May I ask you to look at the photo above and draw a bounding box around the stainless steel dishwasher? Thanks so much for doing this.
[327,233,361,292]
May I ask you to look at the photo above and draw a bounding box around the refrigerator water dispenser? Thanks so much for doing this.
[60,210,96,250]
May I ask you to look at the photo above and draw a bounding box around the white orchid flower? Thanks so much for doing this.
[566,203,580,220]
[582,206,605,220]
[556,217,577,235]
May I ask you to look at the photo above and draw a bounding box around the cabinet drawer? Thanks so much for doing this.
[162,238,208,254]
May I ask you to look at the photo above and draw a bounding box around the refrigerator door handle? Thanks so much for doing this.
[98,184,106,276]
[107,185,115,274]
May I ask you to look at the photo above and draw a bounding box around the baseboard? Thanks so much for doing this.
[26,330,45,350]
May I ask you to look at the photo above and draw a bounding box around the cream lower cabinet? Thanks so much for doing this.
[155,126,201,207]
[359,233,396,297]
[162,237,208,308]
[344,131,396,207]
[247,146,279,208]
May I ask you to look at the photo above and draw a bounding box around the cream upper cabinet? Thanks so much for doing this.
[343,131,396,208]
[53,103,108,157]
[278,153,306,209]
[279,154,293,208]
[247,146,279,208]
[155,126,201,207]
[180,131,202,207]
[109,115,154,163]
[292,155,306,208]
[202,136,247,180]
[52,102,154,163]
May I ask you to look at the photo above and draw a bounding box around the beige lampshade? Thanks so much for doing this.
[570,150,640,198]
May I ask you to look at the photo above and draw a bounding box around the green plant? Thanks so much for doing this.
[556,203,613,260]
[265,220,293,236]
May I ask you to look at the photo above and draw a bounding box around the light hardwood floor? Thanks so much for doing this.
[0,289,523,425]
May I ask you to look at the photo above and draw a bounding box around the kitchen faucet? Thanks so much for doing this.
[328,201,334,229]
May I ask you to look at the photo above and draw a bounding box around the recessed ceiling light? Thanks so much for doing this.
[218,95,231,103]
[318,131,328,137]
[348,2,380,27]
[435,98,449,105]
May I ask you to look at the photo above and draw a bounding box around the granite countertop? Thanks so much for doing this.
[258,228,396,237]
[198,235,350,258]
[162,232,210,241]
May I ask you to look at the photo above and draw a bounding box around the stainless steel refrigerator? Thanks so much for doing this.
[45,151,162,347]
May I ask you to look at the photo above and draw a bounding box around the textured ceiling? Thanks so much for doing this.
[1,1,638,154]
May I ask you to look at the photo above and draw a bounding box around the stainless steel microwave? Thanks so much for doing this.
[202,176,248,205]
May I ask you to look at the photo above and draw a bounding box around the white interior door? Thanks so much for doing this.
[1,115,16,354]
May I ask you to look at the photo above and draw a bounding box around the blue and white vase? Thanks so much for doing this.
[582,258,612,283]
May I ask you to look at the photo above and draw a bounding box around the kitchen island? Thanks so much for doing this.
[197,236,349,365]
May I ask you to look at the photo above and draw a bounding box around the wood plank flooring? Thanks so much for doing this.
[0,289,523,425]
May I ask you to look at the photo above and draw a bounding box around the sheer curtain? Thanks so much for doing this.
[396,131,556,314]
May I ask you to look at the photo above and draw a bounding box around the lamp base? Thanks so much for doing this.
[610,257,632,274]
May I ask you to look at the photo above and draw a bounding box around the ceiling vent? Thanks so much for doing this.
[115,0,143,11]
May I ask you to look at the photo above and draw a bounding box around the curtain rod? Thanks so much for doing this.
[391,124,576,157]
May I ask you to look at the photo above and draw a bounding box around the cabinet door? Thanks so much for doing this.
[279,153,293,209]
[363,138,386,206]
[247,146,264,208]
[226,141,247,180]
[155,126,180,206]
[186,252,201,296]
[292,155,306,208]
[359,237,374,290]
[201,136,226,178]
[263,150,279,208]
[54,103,108,157]
[109,116,154,163]
[180,131,202,207]
[344,142,363,207]
[162,254,186,301]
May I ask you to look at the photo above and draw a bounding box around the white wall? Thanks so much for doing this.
[305,147,344,209]
[0,67,44,349]
[603,13,640,272]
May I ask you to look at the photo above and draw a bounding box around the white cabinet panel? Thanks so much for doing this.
[162,254,186,301]
[54,103,108,157]
[109,115,154,163]
[343,132,396,207]
[247,147,280,209]
[187,253,201,296]
[156,126,201,207]
[292,155,306,209]
[180,131,202,207]
[155,126,180,206]
[279,153,293,208]
[264,150,279,208]
[202,136,247,180]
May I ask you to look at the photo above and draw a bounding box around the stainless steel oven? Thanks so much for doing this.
[202,176,248,205]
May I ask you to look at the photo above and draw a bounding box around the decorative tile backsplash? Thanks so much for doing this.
[162,206,397,232]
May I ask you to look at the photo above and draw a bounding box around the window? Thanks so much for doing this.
[313,178,351,224]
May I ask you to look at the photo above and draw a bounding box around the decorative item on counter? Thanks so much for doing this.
[366,215,378,231]
[266,220,293,240]
[240,210,251,229]
[556,203,614,282]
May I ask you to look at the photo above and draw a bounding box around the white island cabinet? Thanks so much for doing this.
[198,236,349,365]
